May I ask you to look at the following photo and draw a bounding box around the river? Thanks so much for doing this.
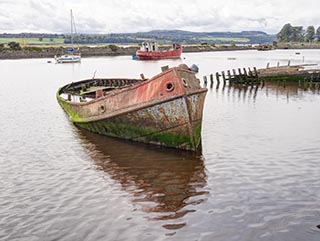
[0,49,320,241]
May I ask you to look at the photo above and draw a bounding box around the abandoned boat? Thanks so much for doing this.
[135,41,182,60]
[56,64,207,152]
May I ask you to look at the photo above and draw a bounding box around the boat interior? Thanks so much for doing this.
[59,78,144,102]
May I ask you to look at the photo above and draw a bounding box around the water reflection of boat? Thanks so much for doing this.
[77,129,207,229]
[57,64,207,152]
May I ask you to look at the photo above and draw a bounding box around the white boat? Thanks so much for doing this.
[55,10,81,63]
[55,49,81,63]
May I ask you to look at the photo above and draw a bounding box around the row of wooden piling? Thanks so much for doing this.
[203,65,320,90]
[203,67,263,88]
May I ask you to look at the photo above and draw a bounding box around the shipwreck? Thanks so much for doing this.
[56,64,207,152]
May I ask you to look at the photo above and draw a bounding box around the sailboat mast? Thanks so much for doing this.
[70,9,73,45]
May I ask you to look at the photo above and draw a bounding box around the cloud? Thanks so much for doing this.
[0,0,320,34]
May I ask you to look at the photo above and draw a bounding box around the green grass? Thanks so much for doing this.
[0,37,64,45]
[199,37,250,43]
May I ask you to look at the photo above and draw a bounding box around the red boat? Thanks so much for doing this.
[136,41,182,60]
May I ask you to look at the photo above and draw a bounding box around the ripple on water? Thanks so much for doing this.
[1,54,320,240]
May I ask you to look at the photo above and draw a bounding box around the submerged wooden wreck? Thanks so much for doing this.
[207,63,320,87]
[57,64,207,152]
[258,64,320,81]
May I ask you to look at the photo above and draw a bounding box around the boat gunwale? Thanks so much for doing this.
[57,67,200,107]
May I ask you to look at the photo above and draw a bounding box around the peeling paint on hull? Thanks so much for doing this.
[57,64,207,152]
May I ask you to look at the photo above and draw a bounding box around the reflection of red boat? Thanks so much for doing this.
[136,41,182,60]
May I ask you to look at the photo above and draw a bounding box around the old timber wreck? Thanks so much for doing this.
[57,64,207,152]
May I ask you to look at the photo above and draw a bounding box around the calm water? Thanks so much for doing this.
[0,50,320,241]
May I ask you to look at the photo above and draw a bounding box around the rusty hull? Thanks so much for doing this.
[57,64,207,152]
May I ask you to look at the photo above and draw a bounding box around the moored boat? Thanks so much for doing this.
[55,10,81,64]
[136,41,182,60]
[56,64,207,152]
[55,48,81,63]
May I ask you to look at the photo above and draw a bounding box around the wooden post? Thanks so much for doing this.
[266,62,270,68]
[216,81,220,89]
[232,69,237,83]
[215,72,220,83]
[210,74,214,85]
[243,68,247,76]
[222,71,226,84]
[253,67,258,78]
[227,70,232,81]
[238,68,243,83]
[288,60,291,66]
[243,68,248,83]
[203,76,207,86]
[248,67,253,78]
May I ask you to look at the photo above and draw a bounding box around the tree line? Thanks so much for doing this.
[1,30,275,45]
[277,23,320,42]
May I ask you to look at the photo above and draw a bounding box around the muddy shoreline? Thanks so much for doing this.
[1,43,320,60]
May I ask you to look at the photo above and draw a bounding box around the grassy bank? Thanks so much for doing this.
[0,37,64,45]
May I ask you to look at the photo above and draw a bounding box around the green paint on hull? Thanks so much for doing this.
[56,92,84,122]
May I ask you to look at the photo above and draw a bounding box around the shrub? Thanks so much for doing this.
[8,42,21,50]
[109,44,119,52]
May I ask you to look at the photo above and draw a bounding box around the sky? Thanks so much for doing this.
[0,0,319,34]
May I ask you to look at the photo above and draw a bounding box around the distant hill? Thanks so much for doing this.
[0,30,275,45]
[129,30,275,44]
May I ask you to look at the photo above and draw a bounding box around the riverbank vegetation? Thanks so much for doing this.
[2,25,320,59]
[277,23,320,43]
